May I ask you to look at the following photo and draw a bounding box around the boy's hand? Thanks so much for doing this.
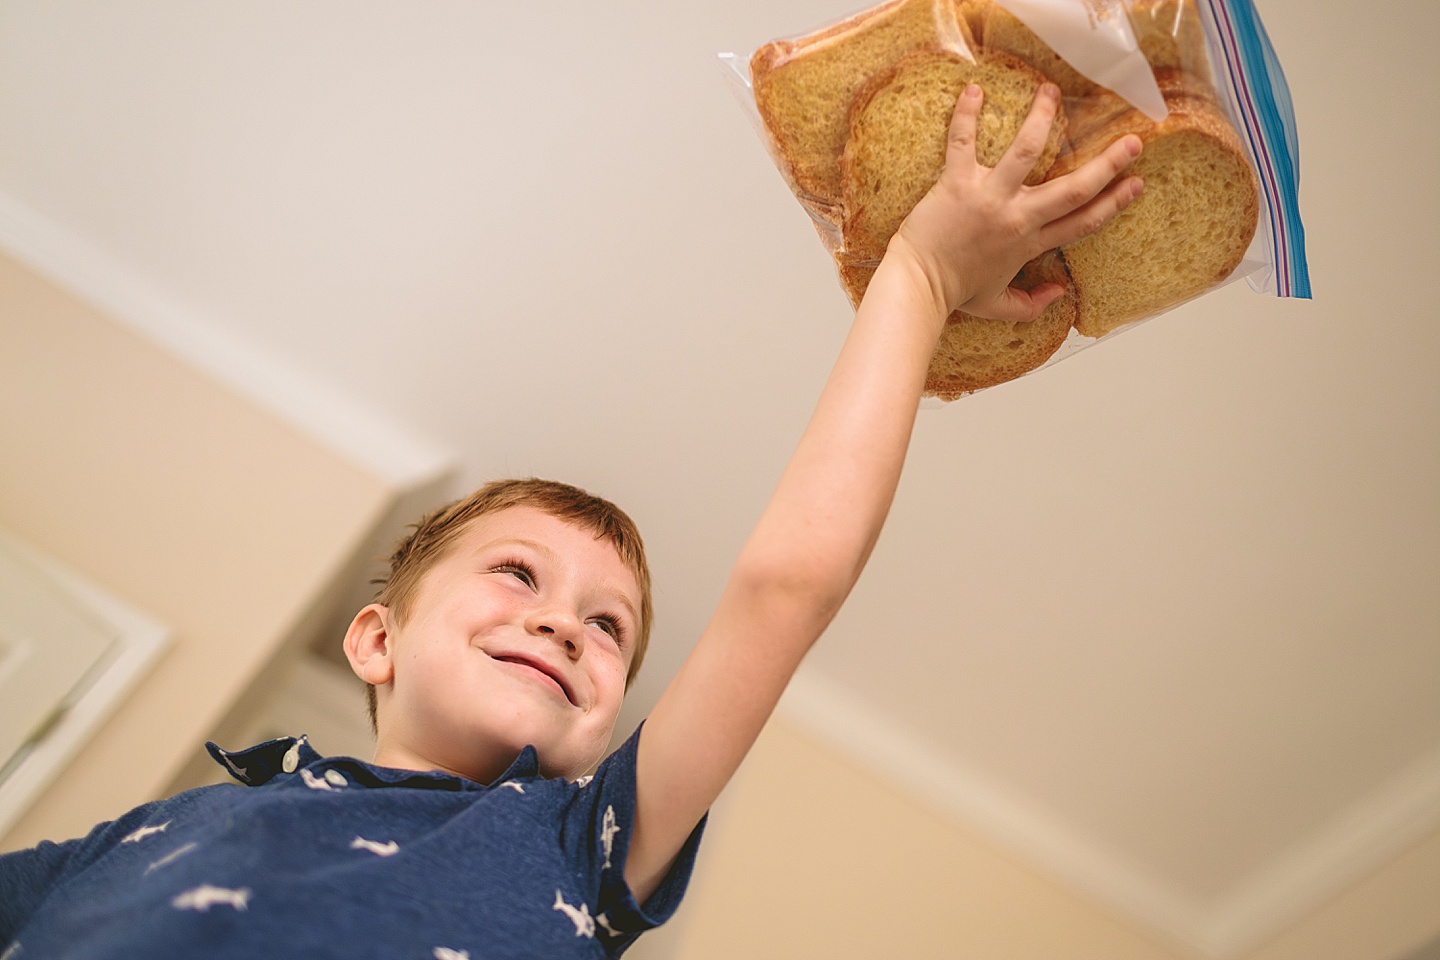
[891,82,1144,323]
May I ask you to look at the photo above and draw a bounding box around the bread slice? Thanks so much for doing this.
[837,251,1078,397]
[1049,94,1259,338]
[839,47,1067,260]
[749,0,973,219]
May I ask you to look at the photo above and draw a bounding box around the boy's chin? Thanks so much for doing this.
[538,733,614,782]
[466,718,613,782]
[381,703,619,782]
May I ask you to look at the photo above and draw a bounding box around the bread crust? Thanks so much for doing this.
[1050,94,1260,338]
[926,251,1078,397]
[750,0,973,216]
[1063,66,1219,143]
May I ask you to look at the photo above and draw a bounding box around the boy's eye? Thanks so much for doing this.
[588,616,622,643]
[495,562,536,587]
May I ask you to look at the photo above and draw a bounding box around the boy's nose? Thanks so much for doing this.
[527,609,585,659]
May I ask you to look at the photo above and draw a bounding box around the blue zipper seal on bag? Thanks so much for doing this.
[1202,0,1311,298]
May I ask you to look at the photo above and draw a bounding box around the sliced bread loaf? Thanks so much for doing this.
[839,47,1067,260]
[1049,94,1259,338]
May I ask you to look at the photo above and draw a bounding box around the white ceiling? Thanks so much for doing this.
[2,0,1436,956]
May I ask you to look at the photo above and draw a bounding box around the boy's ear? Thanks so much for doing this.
[343,603,395,687]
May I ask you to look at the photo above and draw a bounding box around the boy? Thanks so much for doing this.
[0,84,1142,958]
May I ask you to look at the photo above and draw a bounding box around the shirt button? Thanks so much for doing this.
[325,769,348,787]
[282,742,300,773]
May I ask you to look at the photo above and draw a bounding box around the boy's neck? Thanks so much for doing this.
[370,736,522,786]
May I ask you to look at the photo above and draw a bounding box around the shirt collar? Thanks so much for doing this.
[206,735,542,791]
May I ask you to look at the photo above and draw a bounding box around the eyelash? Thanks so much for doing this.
[492,559,626,646]
[494,559,537,587]
[591,614,624,644]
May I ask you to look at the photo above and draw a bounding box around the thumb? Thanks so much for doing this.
[966,281,1065,324]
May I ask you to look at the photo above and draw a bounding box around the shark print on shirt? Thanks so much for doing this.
[600,806,619,869]
[350,837,399,857]
[121,822,169,844]
[172,885,251,912]
[432,949,469,960]
[552,891,595,938]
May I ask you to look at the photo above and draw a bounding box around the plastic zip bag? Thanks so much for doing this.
[720,0,1309,399]
[1197,0,1309,298]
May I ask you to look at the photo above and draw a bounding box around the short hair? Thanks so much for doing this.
[363,478,653,730]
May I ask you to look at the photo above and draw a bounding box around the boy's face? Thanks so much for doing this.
[356,505,640,783]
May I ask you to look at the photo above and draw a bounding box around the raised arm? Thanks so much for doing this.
[625,83,1144,902]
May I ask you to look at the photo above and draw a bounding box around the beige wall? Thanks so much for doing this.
[678,716,1197,960]
[0,250,393,851]
[677,716,1440,960]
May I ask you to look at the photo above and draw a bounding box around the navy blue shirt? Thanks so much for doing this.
[0,725,704,959]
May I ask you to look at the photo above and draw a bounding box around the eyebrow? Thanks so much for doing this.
[490,537,559,563]
[484,536,639,627]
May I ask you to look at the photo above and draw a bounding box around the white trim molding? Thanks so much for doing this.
[0,532,171,839]
[778,666,1440,960]
[0,188,456,491]
[1204,746,1440,958]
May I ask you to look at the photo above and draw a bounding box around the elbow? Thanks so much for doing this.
[728,542,856,634]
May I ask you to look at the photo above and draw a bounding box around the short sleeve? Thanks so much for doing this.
[559,722,707,956]
[0,795,178,950]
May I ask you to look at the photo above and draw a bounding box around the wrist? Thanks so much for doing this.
[880,233,963,327]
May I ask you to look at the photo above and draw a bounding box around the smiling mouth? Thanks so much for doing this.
[492,655,575,706]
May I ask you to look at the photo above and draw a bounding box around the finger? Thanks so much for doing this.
[942,83,984,176]
[1030,134,1143,225]
[991,83,1061,190]
[1038,175,1144,249]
